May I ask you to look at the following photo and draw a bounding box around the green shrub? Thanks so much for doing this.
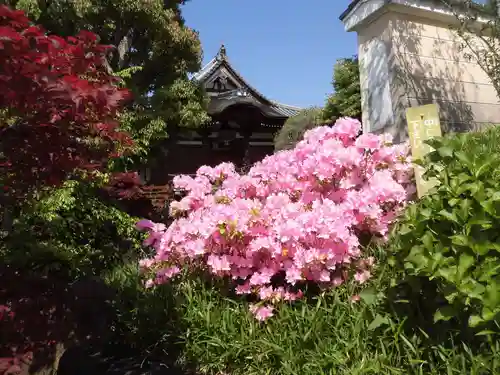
[171,269,500,375]
[274,107,325,152]
[388,127,500,329]
[102,263,184,354]
[1,180,144,277]
[139,127,500,375]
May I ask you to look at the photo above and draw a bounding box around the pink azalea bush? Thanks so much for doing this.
[136,118,414,320]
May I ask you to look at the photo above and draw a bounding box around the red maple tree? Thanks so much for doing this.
[103,171,174,222]
[0,6,133,199]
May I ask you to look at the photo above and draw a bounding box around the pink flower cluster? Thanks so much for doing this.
[137,118,414,320]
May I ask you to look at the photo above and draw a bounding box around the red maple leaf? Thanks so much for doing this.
[0,6,133,199]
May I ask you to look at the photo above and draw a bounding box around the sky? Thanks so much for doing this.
[182,0,356,109]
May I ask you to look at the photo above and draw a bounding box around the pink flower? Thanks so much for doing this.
[135,117,413,320]
[235,282,251,295]
[136,219,154,231]
[285,267,303,285]
[249,304,274,321]
[355,133,383,150]
[158,266,181,279]
[331,117,362,139]
[138,258,154,272]
[354,270,371,284]
[350,294,361,302]
[136,219,166,234]
[207,255,231,273]
[258,286,275,300]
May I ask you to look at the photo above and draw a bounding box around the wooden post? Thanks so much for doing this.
[241,130,252,170]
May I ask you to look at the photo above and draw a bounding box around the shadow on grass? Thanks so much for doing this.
[0,264,195,375]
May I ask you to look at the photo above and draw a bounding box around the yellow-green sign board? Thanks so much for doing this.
[405,103,442,198]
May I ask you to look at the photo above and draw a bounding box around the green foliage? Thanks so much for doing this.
[10,0,202,92]
[103,263,182,353]
[150,78,210,129]
[323,56,361,122]
[113,78,209,170]
[1,180,144,277]
[101,246,500,375]
[388,127,500,329]
[157,268,500,375]
[9,0,210,168]
[274,55,361,153]
[274,107,324,151]
[11,0,40,19]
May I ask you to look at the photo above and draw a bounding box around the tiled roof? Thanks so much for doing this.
[270,102,302,117]
[193,46,302,118]
[191,57,218,81]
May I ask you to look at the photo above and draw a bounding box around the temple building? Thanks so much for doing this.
[149,45,302,183]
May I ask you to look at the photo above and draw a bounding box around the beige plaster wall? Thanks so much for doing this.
[357,12,395,135]
[389,11,500,136]
[355,6,500,141]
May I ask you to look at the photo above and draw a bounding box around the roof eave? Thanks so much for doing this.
[193,47,303,118]
[339,0,362,21]
[192,57,219,82]
[340,0,494,32]
[340,0,392,32]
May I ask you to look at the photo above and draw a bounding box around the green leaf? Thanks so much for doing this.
[458,199,472,220]
[438,209,460,224]
[419,208,433,218]
[465,282,486,300]
[398,224,412,236]
[457,253,475,277]
[367,314,390,331]
[481,306,497,321]
[475,330,496,336]
[456,172,472,186]
[472,242,499,256]
[468,216,492,229]
[430,252,444,272]
[359,287,378,305]
[426,138,443,150]
[469,315,483,327]
[405,246,428,269]
[475,158,497,179]
[412,158,425,167]
[478,260,500,282]
[484,282,500,307]
[451,234,469,246]
[421,231,434,250]
[457,182,482,196]
[437,146,454,158]
[480,200,496,216]
[455,151,474,169]
[437,266,457,282]
[433,305,456,322]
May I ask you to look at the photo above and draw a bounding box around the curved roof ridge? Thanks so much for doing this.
[193,45,303,117]
[271,101,302,110]
[192,57,218,81]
